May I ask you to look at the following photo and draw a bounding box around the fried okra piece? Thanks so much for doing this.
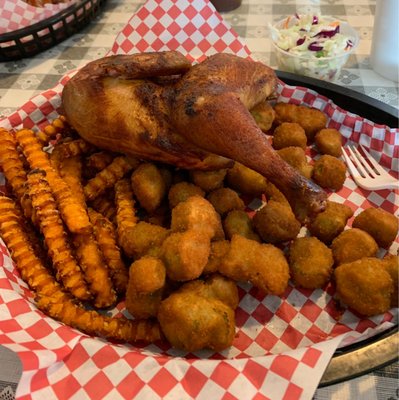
[308,201,354,244]
[161,229,211,281]
[219,234,290,295]
[331,228,379,266]
[334,257,393,316]
[127,221,169,259]
[250,101,276,132]
[253,200,301,244]
[203,240,231,274]
[288,237,334,289]
[226,162,268,197]
[207,187,245,216]
[223,210,261,242]
[158,275,237,352]
[126,256,166,319]
[382,254,399,307]
[272,122,307,150]
[189,168,227,192]
[352,208,399,248]
[315,128,343,157]
[274,102,327,142]
[312,155,347,191]
[168,181,205,209]
[131,162,168,213]
[171,195,224,240]
[277,146,313,179]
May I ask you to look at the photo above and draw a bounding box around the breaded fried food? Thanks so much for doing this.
[226,162,268,197]
[315,128,342,157]
[171,195,224,240]
[352,207,399,248]
[274,102,327,142]
[207,187,245,216]
[158,275,236,352]
[161,229,211,281]
[219,234,289,295]
[381,254,399,307]
[16,128,91,234]
[88,208,128,295]
[223,210,261,242]
[0,195,161,343]
[189,168,227,192]
[331,228,379,265]
[272,122,307,150]
[84,156,138,201]
[124,221,169,259]
[203,240,231,274]
[168,181,205,209]
[253,200,301,244]
[289,237,333,289]
[178,274,239,310]
[131,162,167,213]
[308,200,354,244]
[312,155,346,191]
[250,101,276,132]
[27,170,91,301]
[126,256,166,319]
[334,257,393,316]
[277,146,313,179]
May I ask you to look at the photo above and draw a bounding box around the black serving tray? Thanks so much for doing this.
[0,0,107,62]
[276,71,399,386]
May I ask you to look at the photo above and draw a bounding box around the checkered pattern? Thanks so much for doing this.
[0,0,398,399]
[0,0,75,35]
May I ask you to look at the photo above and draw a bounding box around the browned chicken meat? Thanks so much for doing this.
[62,51,326,220]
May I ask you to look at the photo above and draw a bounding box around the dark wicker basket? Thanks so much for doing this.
[0,0,107,62]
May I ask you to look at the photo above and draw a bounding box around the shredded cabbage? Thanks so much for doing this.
[271,14,354,58]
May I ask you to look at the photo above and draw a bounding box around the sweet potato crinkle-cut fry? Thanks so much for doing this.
[85,151,115,171]
[0,128,28,201]
[27,169,91,301]
[0,195,162,344]
[88,208,128,294]
[84,156,139,201]
[53,138,96,160]
[114,178,139,258]
[15,128,91,234]
[90,193,117,224]
[36,115,70,144]
[0,128,36,222]
[72,230,117,308]
[58,155,86,207]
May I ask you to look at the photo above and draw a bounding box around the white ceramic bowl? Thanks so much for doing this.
[270,16,359,81]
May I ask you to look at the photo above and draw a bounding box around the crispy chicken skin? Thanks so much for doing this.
[63,51,327,221]
[62,51,231,170]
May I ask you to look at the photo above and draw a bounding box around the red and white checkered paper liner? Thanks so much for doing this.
[0,0,77,35]
[0,0,398,399]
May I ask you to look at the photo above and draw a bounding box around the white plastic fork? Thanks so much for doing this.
[342,144,398,191]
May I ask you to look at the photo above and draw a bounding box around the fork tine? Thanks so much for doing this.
[342,147,362,179]
[347,145,368,177]
[359,145,387,175]
[352,146,376,178]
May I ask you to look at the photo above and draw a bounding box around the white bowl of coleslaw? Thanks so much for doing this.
[270,14,359,81]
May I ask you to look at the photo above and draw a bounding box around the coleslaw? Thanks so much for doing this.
[270,14,359,80]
